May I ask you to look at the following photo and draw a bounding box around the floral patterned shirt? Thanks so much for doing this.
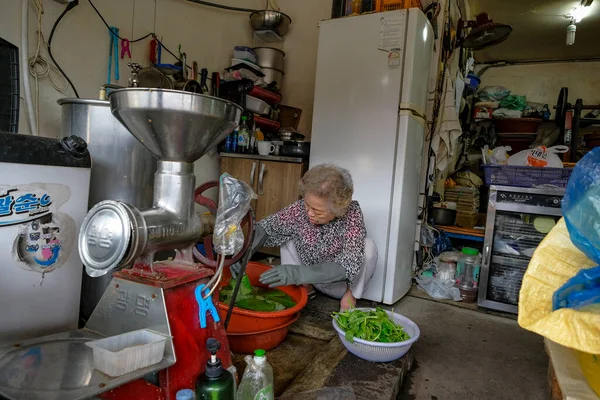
[258,200,367,284]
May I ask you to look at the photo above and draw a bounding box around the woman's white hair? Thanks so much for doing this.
[298,164,354,217]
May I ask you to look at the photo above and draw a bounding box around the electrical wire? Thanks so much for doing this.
[21,0,37,135]
[203,253,226,299]
[185,0,260,13]
[87,0,152,43]
[87,0,189,68]
[48,0,80,98]
[29,0,70,134]
[266,0,280,11]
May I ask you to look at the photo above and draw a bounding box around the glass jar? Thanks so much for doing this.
[455,247,481,302]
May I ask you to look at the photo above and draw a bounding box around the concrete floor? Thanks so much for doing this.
[392,296,549,400]
[232,290,550,399]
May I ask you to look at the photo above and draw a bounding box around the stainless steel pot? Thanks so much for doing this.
[249,10,291,36]
[253,47,285,71]
[262,67,284,88]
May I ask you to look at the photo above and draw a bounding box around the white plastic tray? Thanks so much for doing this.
[86,329,168,377]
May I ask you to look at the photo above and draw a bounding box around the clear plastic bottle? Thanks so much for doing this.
[231,130,238,153]
[454,247,481,302]
[237,116,249,153]
[248,121,257,154]
[237,349,274,400]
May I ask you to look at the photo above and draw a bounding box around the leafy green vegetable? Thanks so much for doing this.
[219,278,296,312]
[332,308,410,343]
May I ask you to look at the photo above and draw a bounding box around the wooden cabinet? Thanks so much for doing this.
[220,155,305,221]
[254,160,303,221]
[220,157,258,189]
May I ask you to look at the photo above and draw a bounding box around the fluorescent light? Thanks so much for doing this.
[572,5,592,22]
[566,23,577,45]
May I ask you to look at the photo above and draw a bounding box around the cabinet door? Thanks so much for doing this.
[220,157,259,190]
[255,161,304,222]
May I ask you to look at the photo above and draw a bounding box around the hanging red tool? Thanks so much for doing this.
[121,38,131,59]
[149,38,158,64]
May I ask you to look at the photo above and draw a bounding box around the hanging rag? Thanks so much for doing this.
[431,70,463,173]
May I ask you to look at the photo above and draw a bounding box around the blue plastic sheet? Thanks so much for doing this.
[553,148,600,310]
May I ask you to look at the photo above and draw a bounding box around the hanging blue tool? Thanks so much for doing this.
[195,284,220,329]
[107,26,120,84]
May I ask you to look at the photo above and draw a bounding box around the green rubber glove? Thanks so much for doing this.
[258,262,346,288]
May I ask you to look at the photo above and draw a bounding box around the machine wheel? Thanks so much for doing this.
[193,181,254,268]
[555,87,568,127]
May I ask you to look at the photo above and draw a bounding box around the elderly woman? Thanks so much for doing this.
[245,164,377,310]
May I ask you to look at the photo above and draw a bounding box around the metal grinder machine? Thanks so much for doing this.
[0,89,252,400]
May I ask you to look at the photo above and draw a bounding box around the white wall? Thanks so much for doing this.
[0,0,329,184]
[276,0,331,139]
[478,62,600,118]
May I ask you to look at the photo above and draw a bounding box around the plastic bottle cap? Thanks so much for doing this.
[462,247,479,256]
[254,349,265,357]
[242,116,247,121]
[176,389,195,400]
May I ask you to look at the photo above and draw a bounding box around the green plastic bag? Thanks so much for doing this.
[499,95,527,110]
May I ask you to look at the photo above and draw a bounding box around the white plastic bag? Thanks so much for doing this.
[213,174,256,255]
[416,275,462,301]
[489,146,512,165]
[507,145,568,168]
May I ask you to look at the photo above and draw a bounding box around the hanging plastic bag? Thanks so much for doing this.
[562,147,600,263]
[518,148,600,354]
[507,145,568,168]
[213,173,256,256]
[553,148,600,311]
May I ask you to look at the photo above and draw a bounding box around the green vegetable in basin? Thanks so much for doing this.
[219,276,296,312]
[332,308,410,343]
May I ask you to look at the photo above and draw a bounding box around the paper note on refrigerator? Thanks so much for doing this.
[378,14,404,52]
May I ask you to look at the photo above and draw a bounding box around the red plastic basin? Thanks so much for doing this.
[216,261,308,334]
[227,313,300,354]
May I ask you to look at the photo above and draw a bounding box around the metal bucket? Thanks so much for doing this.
[58,98,157,325]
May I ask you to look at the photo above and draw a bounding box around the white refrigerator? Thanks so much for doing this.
[310,9,433,304]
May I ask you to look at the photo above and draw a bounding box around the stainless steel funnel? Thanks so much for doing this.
[79,89,242,276]
[109,88,242,162]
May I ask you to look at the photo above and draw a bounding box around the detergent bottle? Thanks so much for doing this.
[237,349,274,400]
[195,338,235,399]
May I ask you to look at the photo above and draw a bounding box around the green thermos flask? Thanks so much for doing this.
[196,338,235,400]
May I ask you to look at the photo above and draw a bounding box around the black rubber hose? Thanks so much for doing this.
[48,0,80,98]
[224,209,256,331]
[185,0,260,13]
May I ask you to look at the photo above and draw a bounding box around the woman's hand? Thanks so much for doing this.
[259,265,303,287]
